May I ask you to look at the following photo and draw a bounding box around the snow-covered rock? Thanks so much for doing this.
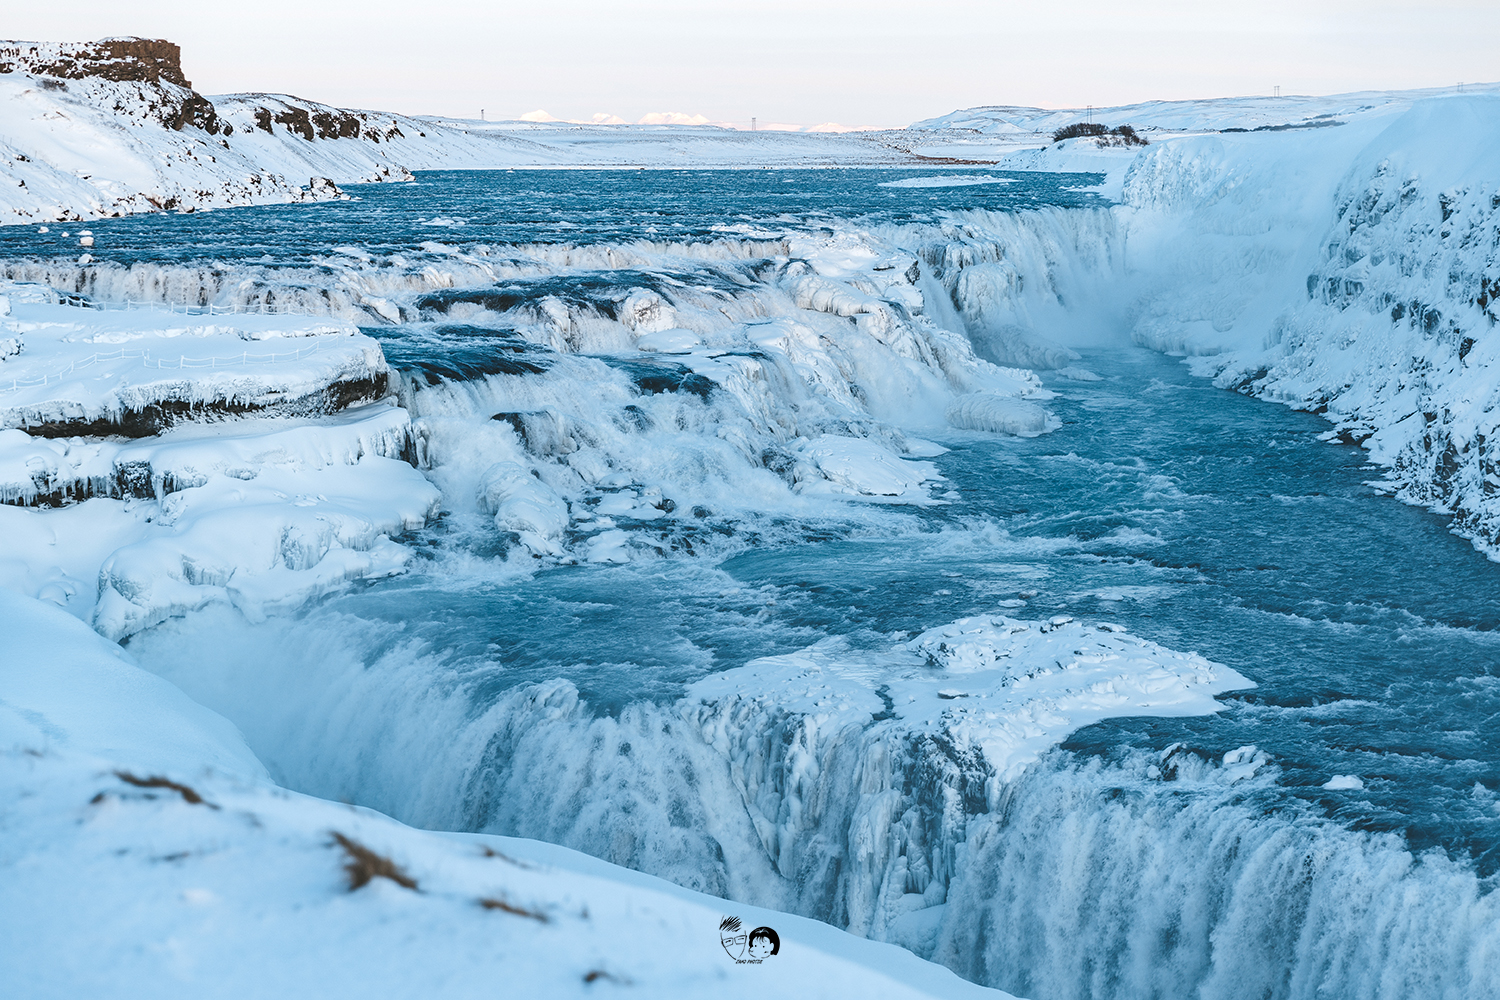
[944,393,1051,435]
[683,614,1252,939]
[0,290,436,635]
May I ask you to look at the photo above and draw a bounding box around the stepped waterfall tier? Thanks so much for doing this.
[2,82,1498,1000]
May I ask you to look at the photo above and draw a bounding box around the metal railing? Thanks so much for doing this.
[60,296,284,315]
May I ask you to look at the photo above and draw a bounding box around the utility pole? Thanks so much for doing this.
[1086,105,1092,123]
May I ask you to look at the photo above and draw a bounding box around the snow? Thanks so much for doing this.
[795,434,941,500]
[0,285,436,635]
[0,435,437,638]
[478,459,569,554]
[0,286,387,433]
[0,587,267,777]
[879,175,1016,189]
[92,455,437,639]
[0,588,1013,1000]
[944,393,1052,436]
[0,71,350,225]
[911,84,1500,136]
[690,614,1252,783]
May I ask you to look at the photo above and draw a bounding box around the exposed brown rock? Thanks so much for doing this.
[0,38,192,88]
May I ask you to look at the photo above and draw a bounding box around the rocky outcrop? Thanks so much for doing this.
[236,96,410,144]
[0,37,228,135]
[0,37,192,88]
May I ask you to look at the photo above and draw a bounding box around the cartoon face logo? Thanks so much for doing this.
[720,916,748,960]
[747,926,780,959]
[721,916,779,962]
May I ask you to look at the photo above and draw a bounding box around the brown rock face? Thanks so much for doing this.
[0,37,193,88]
[0,37,232,134]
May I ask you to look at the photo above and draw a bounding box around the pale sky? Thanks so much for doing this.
[7,1,1498,128]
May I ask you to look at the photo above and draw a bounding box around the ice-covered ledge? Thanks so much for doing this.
[683,613,1252,944]
[0,285,437,637]
[0,284,389,436]
[691,614,1253,785]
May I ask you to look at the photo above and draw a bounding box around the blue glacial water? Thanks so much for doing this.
[18,168,1493,999]
[300,345,1500,874]
[0,167,1107,266]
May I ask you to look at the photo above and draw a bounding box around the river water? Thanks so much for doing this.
[8,169,1496,999]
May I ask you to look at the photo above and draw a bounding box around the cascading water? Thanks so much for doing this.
[10,167,1496,999]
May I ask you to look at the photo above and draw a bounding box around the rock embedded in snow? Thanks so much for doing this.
[478,460,568,554]
[795,434,941,501]
[1323,774,1365,790]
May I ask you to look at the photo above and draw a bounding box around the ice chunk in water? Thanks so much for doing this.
[945,393,1050,435]
[478,461,568,554]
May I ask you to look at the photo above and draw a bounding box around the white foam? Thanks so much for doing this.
[879,175,1016,189]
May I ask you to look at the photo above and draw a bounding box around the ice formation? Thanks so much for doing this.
[0,588,1007,1000]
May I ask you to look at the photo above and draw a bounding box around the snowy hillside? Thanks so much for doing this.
[911,84,1500,136]
[0,588,1009,1000]
[0,36,1006,227]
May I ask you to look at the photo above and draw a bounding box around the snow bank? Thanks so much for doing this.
[0,587,266,777]
[0,440,437,636]
[0,401,414,504]
[0,286,437,635]
[92,455,437,639]
[0,588,1010,999]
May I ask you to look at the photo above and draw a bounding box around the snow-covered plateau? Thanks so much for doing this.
[2,36,1500,1000]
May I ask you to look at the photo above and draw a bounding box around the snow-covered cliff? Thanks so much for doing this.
[1117,95,1500,557]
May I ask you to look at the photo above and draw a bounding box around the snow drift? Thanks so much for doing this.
[0,587,1010,1000]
